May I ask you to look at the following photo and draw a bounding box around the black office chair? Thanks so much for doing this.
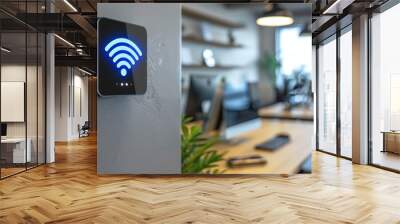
[78,121,90,138]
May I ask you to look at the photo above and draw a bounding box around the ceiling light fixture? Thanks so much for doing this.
[54,34,75,48]
[63,0,78,12]
[256,6,294,27]
[1,47,11,53]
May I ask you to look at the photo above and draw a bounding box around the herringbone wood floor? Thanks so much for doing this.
[1,135,400,224]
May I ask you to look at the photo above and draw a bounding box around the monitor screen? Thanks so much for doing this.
[185,75,219,121]
[223,79,259,128]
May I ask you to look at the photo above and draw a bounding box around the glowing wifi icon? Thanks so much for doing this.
[104,38,143,77]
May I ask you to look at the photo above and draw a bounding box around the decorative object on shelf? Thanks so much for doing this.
[228,29,236,45]
[181,47,193,65]
[256,5,294,27]
[182,19,202,39]
[200,22,214,41]
[181,117,224,174]
[182,23,186,35]
[202,49,216,68]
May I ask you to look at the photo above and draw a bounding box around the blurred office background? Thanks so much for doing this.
[181,3,313,174]
[181,3,312,118]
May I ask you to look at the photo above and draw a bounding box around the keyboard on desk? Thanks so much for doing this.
[255,134,290,151]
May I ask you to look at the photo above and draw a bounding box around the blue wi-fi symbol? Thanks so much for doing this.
[104,37,143,77]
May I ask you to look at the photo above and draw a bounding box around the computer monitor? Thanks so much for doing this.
[185,75,219,122]
[1,123,7,137]
[220,78,261,140]
[203,78,224,133]
[185,75,261,139]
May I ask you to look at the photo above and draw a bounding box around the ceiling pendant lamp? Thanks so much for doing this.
[256,5,294,27]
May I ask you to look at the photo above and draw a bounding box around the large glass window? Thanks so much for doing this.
[339,29,352,158]
[370,3,400,171]
[277,26,312,77]
[317,37,337,154]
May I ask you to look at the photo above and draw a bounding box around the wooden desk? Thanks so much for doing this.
[382,131,400,154]
[258,103,313,121]
[214,119,313,175]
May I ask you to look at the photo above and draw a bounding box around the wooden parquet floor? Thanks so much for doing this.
[1,135,400,224]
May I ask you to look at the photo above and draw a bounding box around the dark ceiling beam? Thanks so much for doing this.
[312,14,352,44]
[323,0,356,14]
[86,0,97,11]
[66,13,97,36]
[0,7,37,31]
[0,18,26,31]
[55,55,96,68]
[51,0,97,47]
[14,13,81,32]
[311,15,335,33]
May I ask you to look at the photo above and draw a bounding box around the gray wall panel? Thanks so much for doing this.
[97,3,181,174]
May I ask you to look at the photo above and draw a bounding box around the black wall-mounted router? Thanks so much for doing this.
[97,18,147,96]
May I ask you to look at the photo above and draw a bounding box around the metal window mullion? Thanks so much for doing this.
[316,44,320,150]
[25,0,28,171]
[336,27,341,157]
[36,0,39,167]
[0,20,2,179]
[367,11,373,165]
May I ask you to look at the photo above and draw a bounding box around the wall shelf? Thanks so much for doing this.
[183,35,243,49]
[182,6,245,29]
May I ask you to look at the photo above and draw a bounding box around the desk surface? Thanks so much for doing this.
[1,138,26,143]
[258,103,313,121]
[214,119,313,175]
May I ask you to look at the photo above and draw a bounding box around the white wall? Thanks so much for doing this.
[55,67,89,141]
[71,74,89,138]
[55,67,69,141]
[1,63,46,164]
[1,65,37,138]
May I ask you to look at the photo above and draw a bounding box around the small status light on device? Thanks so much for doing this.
[121,69,127,77]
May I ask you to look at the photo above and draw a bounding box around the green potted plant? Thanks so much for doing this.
[181,117,224,174]
[256,52,282,105]
[259,52,281,84]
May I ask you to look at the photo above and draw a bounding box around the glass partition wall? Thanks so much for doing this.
[317,36,337,155]
[0,1,46,179]
[316,27,352,159]
[370,3,400,172]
